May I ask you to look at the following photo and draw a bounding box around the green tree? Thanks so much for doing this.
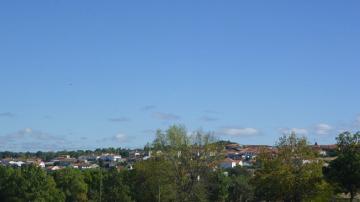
[326,131,360,202]
[102,168,133,202]
[0,165,64,202]
[206,170,231,202]
[129,158,175,202]
[227,166,254,202]
[152,125,223,202]
[0,165,15,200]
[53,168,88,202]
[252,133,332,202]
[82,169,102,202]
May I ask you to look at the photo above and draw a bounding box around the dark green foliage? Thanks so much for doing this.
[102,168,133,202]
[0,165,64,202]
[82,169,102,201]
[206,170,231,202]
[326,131,360,201]
[52,168,88,202]
[227,167,254,202]
[205,166,254,202]
[128,158,176,202]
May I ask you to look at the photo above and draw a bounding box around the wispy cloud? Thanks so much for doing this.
[1,128,64,141]
[0,128,72,151]
[153,112,180,121]
[200,116,219,122]
[219,127,259,137]
[279,128,308,136]
[100,133,128,143]
[314,123,332,135]
[141,105,156,111]
[108,117,131,122]
[0,112,15,118]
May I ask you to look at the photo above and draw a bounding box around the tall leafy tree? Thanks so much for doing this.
[152,125,223,202]
[102,168,133,202]
[252,133,331,202]
[82,169,102,202]
[227,166,254,202]
[325,131,360,201]
[0,165,64,202]
[52,168,88,202]
[129,158,175,202]
[205,170,231,202]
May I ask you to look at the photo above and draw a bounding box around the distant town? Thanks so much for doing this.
[0,125,359,201]
[0,141,338,172]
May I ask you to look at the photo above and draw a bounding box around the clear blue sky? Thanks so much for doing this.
[1,1,359,151]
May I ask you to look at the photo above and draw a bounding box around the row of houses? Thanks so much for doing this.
[1,143,337,171]
[0,150,151,171]
[219,143,337,169]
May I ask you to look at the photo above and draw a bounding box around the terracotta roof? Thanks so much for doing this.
[310,144,337,151]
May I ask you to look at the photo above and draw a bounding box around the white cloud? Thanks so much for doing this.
[220,127,259,137]
[315,123,332,135]
[279,128,308,136]
[100,133,129,143]
[114,133,127,143]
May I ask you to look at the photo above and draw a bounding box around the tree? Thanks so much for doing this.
[152,125,224,202]
[102,168,133,202]
[325,131,360,201]
[252,133,332,202]
[82,169,102,202]
[227,166,254,202]
[0,165,64,202]
[206,170,231,202]
[52,168,88,202]
[129,158,176,202]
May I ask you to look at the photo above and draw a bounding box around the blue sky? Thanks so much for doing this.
[1,1,360,151]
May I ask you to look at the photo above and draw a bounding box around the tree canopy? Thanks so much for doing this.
[252,133,332,202]
[325,131,360,201]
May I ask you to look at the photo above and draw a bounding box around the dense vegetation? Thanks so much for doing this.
[0,125,359,202]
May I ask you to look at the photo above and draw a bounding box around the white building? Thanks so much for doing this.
[219,158,243,169]
[9,160,25,167]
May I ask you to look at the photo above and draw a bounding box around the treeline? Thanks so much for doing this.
[0,147,130,161]
[0,162,253,202]
[0,125,359,202]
